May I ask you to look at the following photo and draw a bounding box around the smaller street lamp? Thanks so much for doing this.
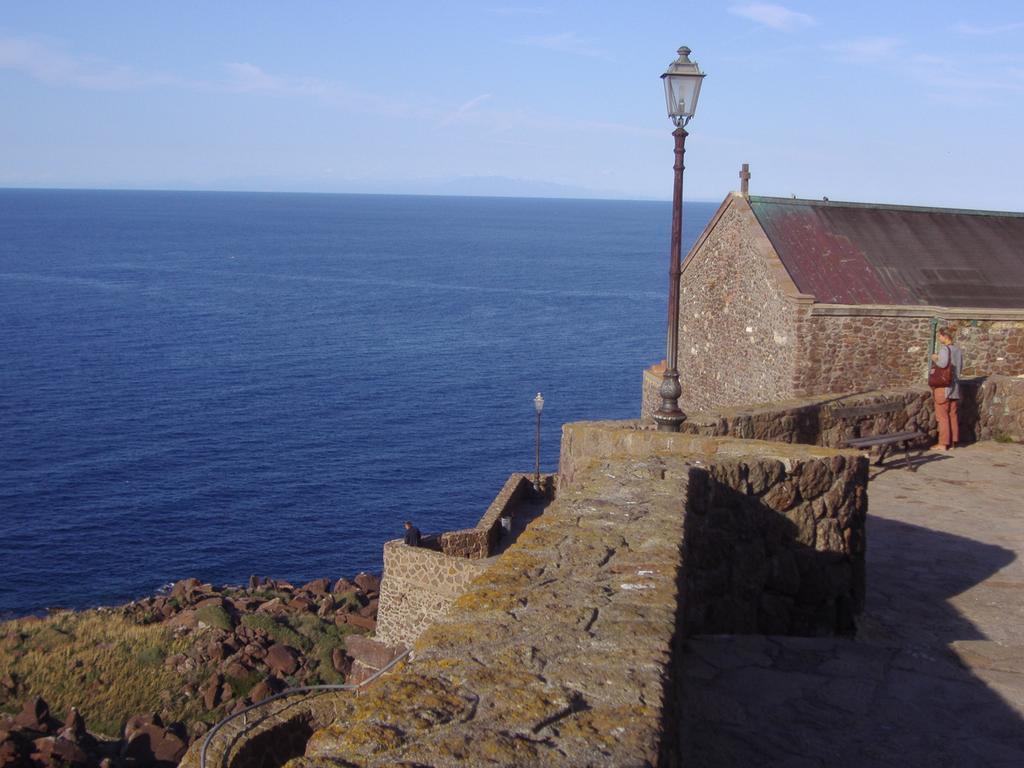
[533,392,545,492]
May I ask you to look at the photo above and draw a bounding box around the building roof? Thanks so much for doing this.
[747,196,1024,308]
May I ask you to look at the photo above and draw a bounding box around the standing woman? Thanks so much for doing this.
[931,326,963,451]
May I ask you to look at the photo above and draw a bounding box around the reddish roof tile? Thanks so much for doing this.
[748,196,1024,308]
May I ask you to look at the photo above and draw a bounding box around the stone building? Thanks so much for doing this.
[645,176,1024,413]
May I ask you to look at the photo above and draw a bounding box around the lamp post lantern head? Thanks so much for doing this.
[661,46,705,127]
[533,392,544,414]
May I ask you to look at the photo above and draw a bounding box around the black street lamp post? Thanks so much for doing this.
[533,392,544,491]
[653,46,706,433]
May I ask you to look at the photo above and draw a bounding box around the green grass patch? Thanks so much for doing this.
[0,611,192,736]
[195,604,234,631]
[239,614,307,650]
[224,669,264,699]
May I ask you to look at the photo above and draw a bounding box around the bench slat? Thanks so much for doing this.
[845,431,924,448]
[832,402,904,419]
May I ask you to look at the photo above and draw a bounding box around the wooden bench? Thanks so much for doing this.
[831,401,927,471]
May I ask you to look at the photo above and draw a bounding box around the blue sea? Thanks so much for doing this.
[0,189,716,617]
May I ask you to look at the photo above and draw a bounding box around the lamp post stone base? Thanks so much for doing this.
[653,368,686,432]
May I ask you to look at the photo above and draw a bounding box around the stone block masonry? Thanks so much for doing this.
[374,540,489,649]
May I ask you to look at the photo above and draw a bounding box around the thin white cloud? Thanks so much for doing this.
[0,35,181,90]
[826,36,903,62]
[223,62,289,92]
[952,21,1024,36]
[440,93,494,126]
[728,4,816,32]
[519,32,609,59]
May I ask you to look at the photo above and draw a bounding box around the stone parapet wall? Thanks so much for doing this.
[640,376,1024,446]
[560,422,867,636]
[438,473,535,558]
[961,375,1024,442]
[374,541,488,649]
[683,451,866,636]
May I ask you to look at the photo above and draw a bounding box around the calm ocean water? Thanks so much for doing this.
[0,189,715,617]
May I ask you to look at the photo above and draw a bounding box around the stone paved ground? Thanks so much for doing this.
[680,441,1024,767]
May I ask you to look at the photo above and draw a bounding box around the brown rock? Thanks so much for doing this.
[331,648,351,675]
[60,707,88,744]
[208,641,229,661]
[123,713,163,742]
[228,699,249,716]
[122,723,188,765]
[331,577,354,594]
[762,480,800,512]
[223,660,250,679]
[301,578,330,594]
[31,735,89,766]
[343,613,376,631]
[249,675,285,703]
[229,597,262,612]
[357,598,379,619]
[316,596,337,617]
[248,574,260,591]
[288,597,313,613]
[0,672,16,693]
[202,674,223,710]
[796,459,833,500]
[165,609,198,629]
[333,588,361,611]
[265,644,299,676]
[345,636,399,670]
[243,642,267,659]
[256,597,286,616]
[353,572,380,594]
[169,577,201,600]
[13,696,55,733]
[785,506,817,547]
[0,729,31,765]
[193,596,227,611]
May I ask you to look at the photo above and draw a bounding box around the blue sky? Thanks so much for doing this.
[2,1,1022,208]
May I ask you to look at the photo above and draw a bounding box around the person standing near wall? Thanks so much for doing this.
[931,327,963,451]
[403,520,421,547]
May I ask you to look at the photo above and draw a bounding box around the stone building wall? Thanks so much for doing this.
[793,312,934,396]
[674,196,808,412]
[952,320,1024,378]
[794,312,1024,397]
[374,541,488,649]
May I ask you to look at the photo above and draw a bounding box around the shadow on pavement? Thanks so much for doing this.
[663,517,1024,767]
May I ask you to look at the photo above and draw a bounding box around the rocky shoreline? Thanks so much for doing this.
[0,572,381,767]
